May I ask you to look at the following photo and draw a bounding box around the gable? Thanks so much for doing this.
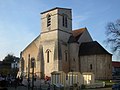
[68,28,86,43]
[68,27,93,43]
[77,28,93,44]
[72,28,86,40]
[22,35,40,52]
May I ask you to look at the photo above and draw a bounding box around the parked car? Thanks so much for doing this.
[112,83,120,90]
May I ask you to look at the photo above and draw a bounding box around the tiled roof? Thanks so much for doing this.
[72,28,86,38]
[112,61,120,67]
[79,41,112,56]
[68,28,86,43]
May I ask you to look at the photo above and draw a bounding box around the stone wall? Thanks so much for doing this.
[78,29,93,45]
[80,54,112,80]
[21,38,40,77]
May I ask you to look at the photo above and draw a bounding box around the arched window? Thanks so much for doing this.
[47,14,51,27]
[28,54,30,72]
[30,57,36,68]
[46,49,51,63]
[47,51,49,63]
[62,14,67,28]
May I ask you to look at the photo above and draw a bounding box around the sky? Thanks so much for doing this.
[0,0,120,61]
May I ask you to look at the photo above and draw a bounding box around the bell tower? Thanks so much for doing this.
[41,7,72,34]
[40,7,72,76]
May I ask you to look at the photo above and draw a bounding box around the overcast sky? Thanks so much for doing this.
[0,0,120,61]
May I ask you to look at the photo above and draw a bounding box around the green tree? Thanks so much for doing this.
[105,19,120,55]
[3,54,19,62]
[1,54,19,75]
[3,54,15,63]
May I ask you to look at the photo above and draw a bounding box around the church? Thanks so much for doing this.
[18,7,112,80]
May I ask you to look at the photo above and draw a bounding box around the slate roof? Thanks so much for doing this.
[79,41,112,56]
[68,28,86,43]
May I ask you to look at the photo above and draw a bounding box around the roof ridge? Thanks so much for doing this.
[41,7,71,14]
[72,27,87,31]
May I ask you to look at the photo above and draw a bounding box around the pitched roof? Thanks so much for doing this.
[68,28,86,43]
[79,41,112,56]
[72,28,86,38]
[112,61,120,68]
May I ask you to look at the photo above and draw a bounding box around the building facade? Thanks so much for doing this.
[18,7,112,80]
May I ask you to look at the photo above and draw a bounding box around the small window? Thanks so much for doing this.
[65,16,67,27]
[62,14,67,28]
[28,54,30,58]
[90,64,92,70]
[47,14,51,27]
[62,15,65,26]
[73,58,75,62]
[28,54,30,65]
[66,75,68,80]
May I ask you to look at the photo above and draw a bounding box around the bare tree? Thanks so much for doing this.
[105,19,120,54]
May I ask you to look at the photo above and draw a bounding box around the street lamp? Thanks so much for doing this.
[31,57,35,90]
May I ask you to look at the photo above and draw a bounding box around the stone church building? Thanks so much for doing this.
[19,7,112,80]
